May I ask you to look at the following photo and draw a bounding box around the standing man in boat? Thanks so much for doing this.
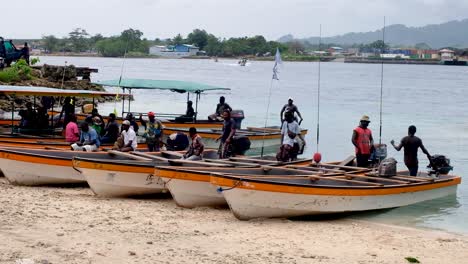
[390,125,431,176]
[118,120,137,152]
[277,111,305,162]
[216,110,236,158]
[208,96,232,121]
[139,112,163,152]
[58,96,75,129]
[352,115,374,167]
[71,122,100,152]
[183,127,205,160]
[280,97,303,125]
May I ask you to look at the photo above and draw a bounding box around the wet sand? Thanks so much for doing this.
[1,177,467,264]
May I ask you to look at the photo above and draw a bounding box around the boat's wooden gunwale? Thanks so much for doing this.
[210,172,460,192]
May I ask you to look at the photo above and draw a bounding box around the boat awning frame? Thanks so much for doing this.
[0,85,132,98]
[94,79,230,94]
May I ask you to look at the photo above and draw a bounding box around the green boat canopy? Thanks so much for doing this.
[95,79,230,94]
[0,85,131,98]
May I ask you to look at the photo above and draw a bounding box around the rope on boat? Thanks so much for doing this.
[216,179,243,193]
[259,77,276,157]
[116,38,130,116]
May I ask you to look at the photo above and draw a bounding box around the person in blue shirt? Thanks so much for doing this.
[71,122,100,152]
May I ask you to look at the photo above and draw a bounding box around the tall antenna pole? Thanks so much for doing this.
[118,38,130,117]
[316,24,322,153]
[379,16,386,145]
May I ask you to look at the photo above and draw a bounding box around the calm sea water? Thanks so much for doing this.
[38,56,468,234]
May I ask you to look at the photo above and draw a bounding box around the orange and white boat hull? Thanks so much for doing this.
[156,169,225,208]
[212,176,460,220]
[75,160,166,197]
[0,157,83,185]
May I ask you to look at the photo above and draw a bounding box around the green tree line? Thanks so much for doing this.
[41,28,290,57]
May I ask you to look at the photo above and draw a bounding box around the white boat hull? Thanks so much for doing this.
[0,158,83,186]
[161,177,226,208]
[220,185,458,220]
[81,167,166,197]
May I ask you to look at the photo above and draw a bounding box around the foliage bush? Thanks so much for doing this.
[0,59,33,83]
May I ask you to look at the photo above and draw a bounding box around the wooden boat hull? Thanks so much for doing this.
[0,139,148,150]
[163,127,308,150]
[0,151,84,185]
[155,163,313,208]
[211,174,461,220]
[0,148,151,186]
[75,158,166,197]
[156,168,226,208]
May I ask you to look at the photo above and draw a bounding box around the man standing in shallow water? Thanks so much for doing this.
[391,125,431,176]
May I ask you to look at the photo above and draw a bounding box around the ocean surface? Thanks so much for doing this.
[38,56,468,234]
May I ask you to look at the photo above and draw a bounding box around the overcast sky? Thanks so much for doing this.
[5,0,468,40]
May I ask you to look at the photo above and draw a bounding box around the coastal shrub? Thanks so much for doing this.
[0,59,33,82]
[0,68,20,82]
[31,57,40,66]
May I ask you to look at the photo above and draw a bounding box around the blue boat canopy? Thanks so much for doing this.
[95,79,230,94]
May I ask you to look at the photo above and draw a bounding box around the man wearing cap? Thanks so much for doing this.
[71,122,100,152]
[118,120,137,152]
[352,115,374,167]
[140,112,163,152]
[280,97,303,125]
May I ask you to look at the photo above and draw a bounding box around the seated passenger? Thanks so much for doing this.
[115,120,137,152]
[183,127,204,160]
[71,122,100,152]
[208,96,232,121]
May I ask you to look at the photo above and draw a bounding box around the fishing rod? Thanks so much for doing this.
[379,16,386,145]
[313,25,322,163]
[117,38,130,117]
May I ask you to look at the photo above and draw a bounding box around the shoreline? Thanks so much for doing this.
[1,177,467,263]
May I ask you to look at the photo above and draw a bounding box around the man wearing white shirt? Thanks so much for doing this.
[119,120,138,152]
[277,112,305,161]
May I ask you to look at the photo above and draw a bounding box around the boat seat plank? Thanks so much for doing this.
[229,157,279,164]
[204,159,261,167]
[107,150,152,161]
[167,159,232,167]
[334,174,409,184]
[130,151,170,161]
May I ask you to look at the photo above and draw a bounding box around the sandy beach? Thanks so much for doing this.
[0,177,467,264]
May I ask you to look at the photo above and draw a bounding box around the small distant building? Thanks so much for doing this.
[439,49,455,61]
[149,44,200,58]
[328,46,344,55]
[380,53,410,59]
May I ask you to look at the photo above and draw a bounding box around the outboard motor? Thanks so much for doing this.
[428,155,453,176]
[166,132,189,151]
[230,135,251,156]
[231,110,244,129]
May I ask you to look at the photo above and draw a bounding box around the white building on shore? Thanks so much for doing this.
[149,44,200,58]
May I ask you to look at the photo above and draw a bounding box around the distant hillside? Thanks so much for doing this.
[280,19,468,48]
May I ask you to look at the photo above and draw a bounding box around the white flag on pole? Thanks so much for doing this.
[272,48,283,80]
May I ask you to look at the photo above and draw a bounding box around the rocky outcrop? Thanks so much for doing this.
[0,64,110,111]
